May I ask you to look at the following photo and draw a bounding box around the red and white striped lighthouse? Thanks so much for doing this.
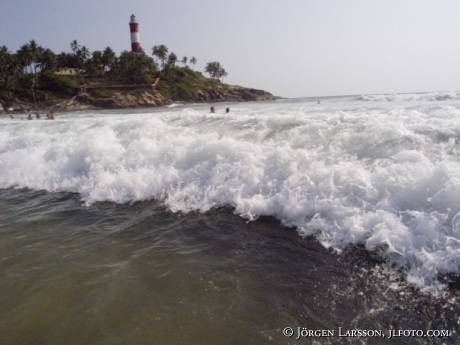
[129,14,141,53]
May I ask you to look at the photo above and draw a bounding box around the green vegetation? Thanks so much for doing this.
[160,66,217,100]
[0,39,232,108]
[0,40,278,110]
[205,61,228,81]
[39,72,77,96]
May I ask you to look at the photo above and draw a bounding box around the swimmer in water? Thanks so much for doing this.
[46,111,55,120]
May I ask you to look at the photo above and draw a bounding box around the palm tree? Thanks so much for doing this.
[28,39,42,75]
[152,44,168,69]
[16,44,32,74]
[86,50,104,76]
[2,74,16,89]
[30,78,37,108]
[167,52,177,67]
[56,52,69,68]
[181,56,188,67]
[9,53,22,77]
[70,40,80,54]
[138,51,157,75]
[114,50,132,80]
[0,46,10,76]
[190,56,197,70]
[116,50,156,84]
[220,69,228,82]
[76,45,90,70]
[80,46,90,59]
[37,48,56,72]
[115,50,136,83]
[151,45,160,65]
[205,61,227,80]
[102,46,116,72]
[205,61,218,78]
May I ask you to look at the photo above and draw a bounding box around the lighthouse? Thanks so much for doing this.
[129,14,141,53]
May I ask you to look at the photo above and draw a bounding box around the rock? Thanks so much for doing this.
[76,91,172,109]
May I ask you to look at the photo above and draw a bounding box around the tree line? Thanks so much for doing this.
[0,39,228,89]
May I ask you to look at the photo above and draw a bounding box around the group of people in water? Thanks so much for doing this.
[210,106,230,114]
[7,105,229,120]
[8,110,55,120]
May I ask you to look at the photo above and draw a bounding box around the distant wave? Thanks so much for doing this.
[355,91,460,102]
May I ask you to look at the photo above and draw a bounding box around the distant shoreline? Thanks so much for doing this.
[1,87,282,116]
[0,96,285,119]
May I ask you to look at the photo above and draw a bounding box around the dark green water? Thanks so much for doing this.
[0,188,458,345]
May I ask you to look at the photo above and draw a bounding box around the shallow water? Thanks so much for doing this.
[0,188,459,345]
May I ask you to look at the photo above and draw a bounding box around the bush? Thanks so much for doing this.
[172,82,197,101]
[137,74,154,85]
[14,85,35,103]
[38,72,77,96]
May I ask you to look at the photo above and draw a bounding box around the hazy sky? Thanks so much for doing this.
[2,0,460,98]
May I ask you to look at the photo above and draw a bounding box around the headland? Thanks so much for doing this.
[0,67,280,114]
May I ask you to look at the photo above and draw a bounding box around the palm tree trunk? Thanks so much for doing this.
[31,82,37,109]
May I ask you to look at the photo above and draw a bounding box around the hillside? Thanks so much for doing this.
[0,67,280,112]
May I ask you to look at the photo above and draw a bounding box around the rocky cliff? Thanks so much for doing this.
[76,90,170,110]
[66,85,280,111]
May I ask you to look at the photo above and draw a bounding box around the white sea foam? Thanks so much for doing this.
[2,94,460,290]
[356,91,460,102]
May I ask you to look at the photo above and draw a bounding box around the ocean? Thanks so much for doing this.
[1,92,460,344]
